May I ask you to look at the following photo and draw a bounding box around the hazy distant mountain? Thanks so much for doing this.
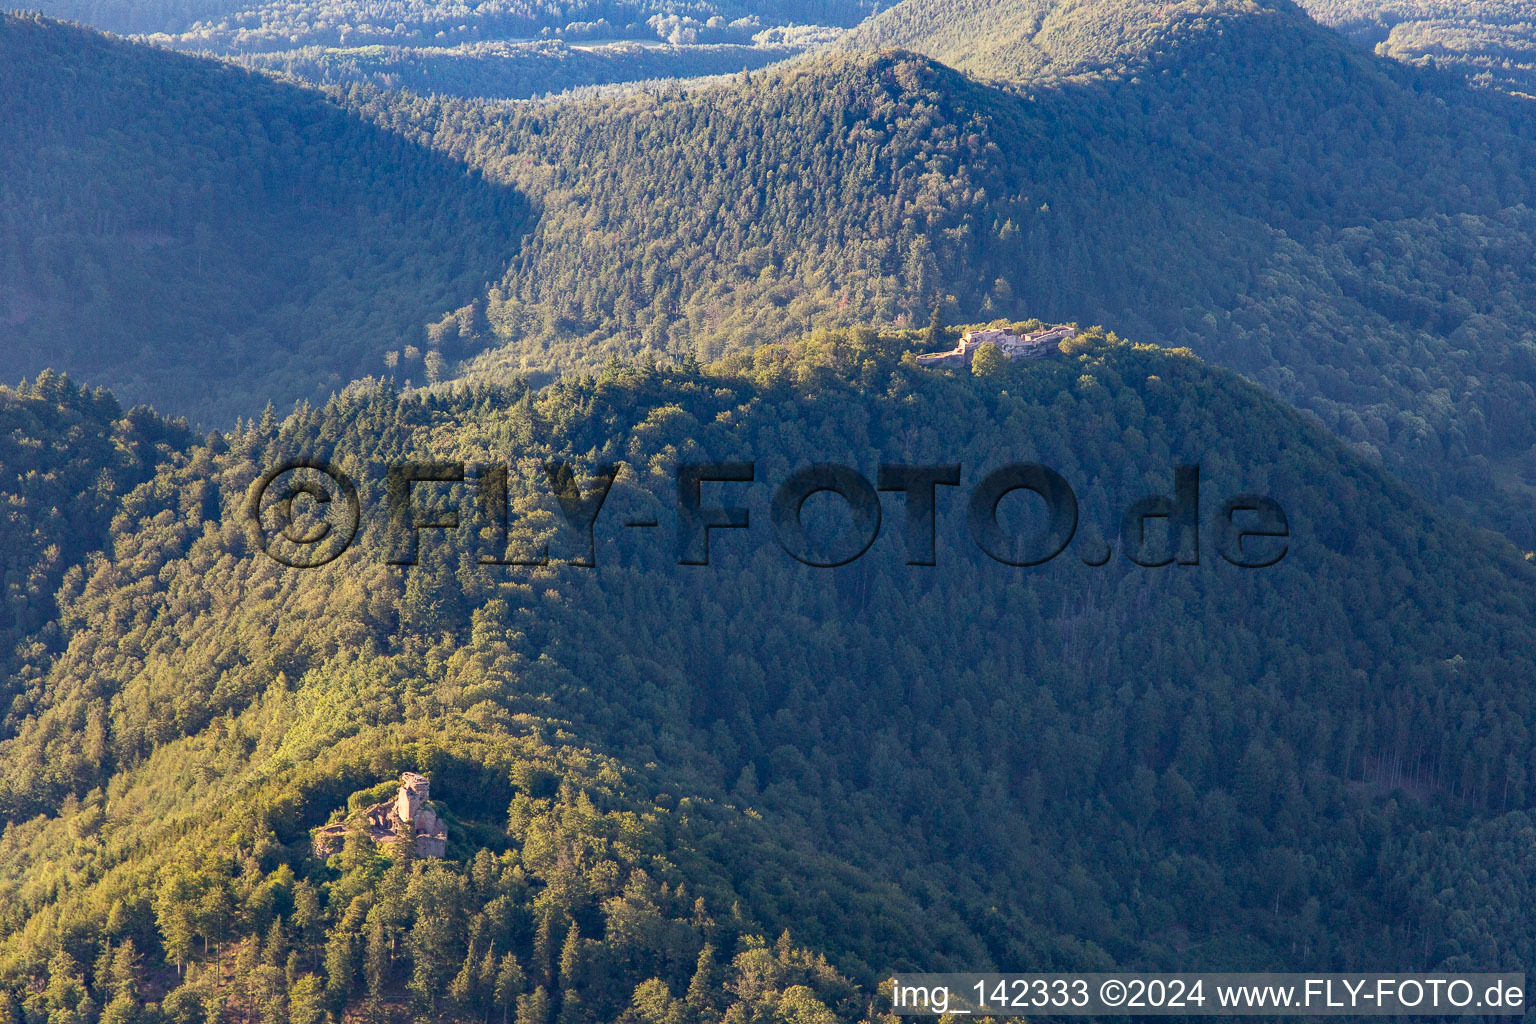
[0,13,524,424]
[1299,0,1536,96]
[10,0,1536,544]
[33,0,875,51]
[838,0,1238,82]
[381,0,1536,540]
[237,39,813,101]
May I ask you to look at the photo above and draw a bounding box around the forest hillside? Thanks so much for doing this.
[0,14,524,424]
[4,328,1536,1019]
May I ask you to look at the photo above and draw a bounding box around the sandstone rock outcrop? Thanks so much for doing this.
[314,771,449,858]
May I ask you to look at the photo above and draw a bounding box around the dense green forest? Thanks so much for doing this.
[328,0,1536,545]
[1299,0,1536,96]
[5,327,1536,1020]
[847,0,1536,94]
[12,0,1536,1019]
[838,0,1408,84]
[12,1,1536,547]
[0,14,523,426]
[239,38,816,101]
[0,371,193,711]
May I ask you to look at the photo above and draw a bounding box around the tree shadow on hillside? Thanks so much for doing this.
[0,14,536,427]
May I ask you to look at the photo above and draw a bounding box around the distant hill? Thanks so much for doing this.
[239,39,810,100]
[0,13,524,425]
[1298,0,1536,96]
[35,0,875,51]
[11,3,1536,545]
[6,331,1536,1016]
[837,0,1285,83]
[840,0,1536,96]
[369,3,1536,543]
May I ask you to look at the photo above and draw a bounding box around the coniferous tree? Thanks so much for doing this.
[926,304,945,350]
[495,954,527,1024]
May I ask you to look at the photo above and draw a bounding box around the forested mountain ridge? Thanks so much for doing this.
[5,326,1536,1019]
[1299,0,1536,97]
[38,0,875,52]
[237,38,815,101]
[839,0,1284,84]
[351,3,1536,544]
[0,13,523,426]
[11,1,1536,1019]
[0,371,194,716]
[12,3,1536,544]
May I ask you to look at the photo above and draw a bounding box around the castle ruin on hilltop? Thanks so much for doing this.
[916,324,1077,368]
[313,771,448,859]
